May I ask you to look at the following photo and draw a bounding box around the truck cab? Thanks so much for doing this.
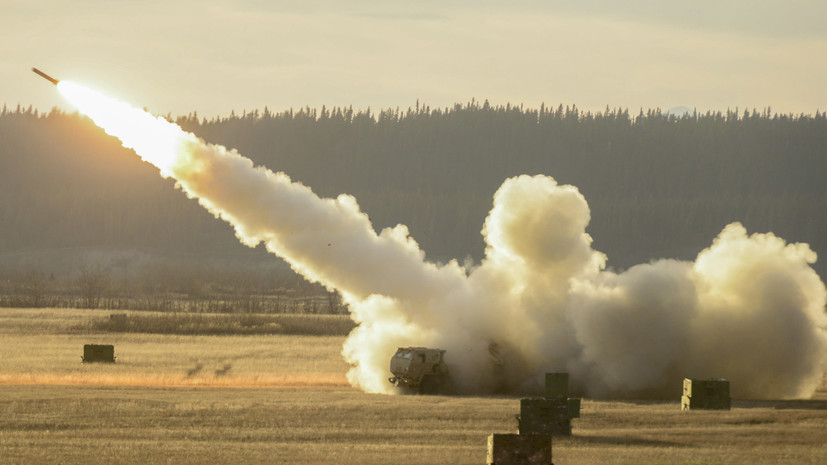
[388,347,450,394]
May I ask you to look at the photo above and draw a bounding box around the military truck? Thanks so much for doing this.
[388,347,451,394]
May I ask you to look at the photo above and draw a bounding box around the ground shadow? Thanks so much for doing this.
[560,434,688,448]
[734,399,827,410]
[611,399,679,407]
[587,397,827,411]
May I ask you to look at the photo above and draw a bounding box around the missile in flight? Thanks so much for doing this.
[32,67,59,85]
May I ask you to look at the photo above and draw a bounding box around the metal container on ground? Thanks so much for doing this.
[517,398,572,436]
[487,433,552,465]
[567,397,581,418]
[682,378,730,410]
[82,344,115,363]
[519,372,581,435]
[544,373,569,399]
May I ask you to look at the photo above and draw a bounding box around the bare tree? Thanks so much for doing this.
[24,269,48,307]
[327,289,345,314]
[78,265,110,309]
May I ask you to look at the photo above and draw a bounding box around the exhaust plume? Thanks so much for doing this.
[57,82,827,399]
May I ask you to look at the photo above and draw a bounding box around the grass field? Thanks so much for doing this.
[1,308,825,465]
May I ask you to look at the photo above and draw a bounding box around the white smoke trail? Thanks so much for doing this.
[58,82,827,399]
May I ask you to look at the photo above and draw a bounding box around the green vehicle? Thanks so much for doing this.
[388,347,451,394]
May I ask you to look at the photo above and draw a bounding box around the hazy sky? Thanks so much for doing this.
[4,0,826,117]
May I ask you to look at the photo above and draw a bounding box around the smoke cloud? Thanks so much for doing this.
[58,82,827,399]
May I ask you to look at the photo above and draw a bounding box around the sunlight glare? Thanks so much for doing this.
[57,81,192,176]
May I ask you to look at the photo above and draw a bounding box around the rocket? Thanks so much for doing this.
[32,68,59,85]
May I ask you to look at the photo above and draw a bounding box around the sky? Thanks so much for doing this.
[4,0,827,118]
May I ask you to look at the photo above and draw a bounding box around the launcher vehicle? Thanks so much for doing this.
[388,347,451,394]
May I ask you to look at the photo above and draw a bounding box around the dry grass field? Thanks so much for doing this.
[1,308,825,465]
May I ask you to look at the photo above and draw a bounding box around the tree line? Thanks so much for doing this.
[0,102,824,310]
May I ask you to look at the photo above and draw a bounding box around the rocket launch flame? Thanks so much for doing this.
[56,82,827,399]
